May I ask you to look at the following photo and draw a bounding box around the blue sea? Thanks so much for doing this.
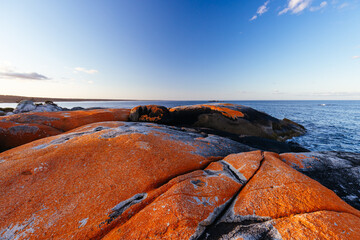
[1,100,359,153]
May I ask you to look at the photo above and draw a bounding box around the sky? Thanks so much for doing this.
[0,0,359,100]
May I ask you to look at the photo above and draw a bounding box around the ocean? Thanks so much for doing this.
[1,100,359,153]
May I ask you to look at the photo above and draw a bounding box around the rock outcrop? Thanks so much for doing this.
[0,122,252,240]
[0,122,359,239]
[13,100,63,114]
[129,103,306,141]
[280,151,360,210]
[0,108,130,151]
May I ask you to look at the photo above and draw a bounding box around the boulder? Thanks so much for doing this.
[0,122,252,240]
[199,152,360,239]
[280,151,360,210]
[0,108,130,152]
[13,100,36,113]
[130,103,306,141]
[0,121,62,152]
[129,105,171,123]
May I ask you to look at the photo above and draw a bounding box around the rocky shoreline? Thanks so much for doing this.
[0,101,359,239]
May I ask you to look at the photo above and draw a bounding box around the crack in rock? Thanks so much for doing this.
[103,193,147,225]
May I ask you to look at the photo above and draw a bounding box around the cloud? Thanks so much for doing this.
[338,2,349,9]
[0,71,50,80]
[279,0,313,15]
[250,0,270,21]
[352,56,360,59]
[310,1,328,11]
[74,67,98,74]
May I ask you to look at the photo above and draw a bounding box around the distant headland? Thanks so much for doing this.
[0,95,134,103]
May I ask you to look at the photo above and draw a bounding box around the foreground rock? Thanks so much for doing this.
[0,122,252,239]
[0,108,130,151]
[1,122,359,239]
[280,151,360,210]
[130,103,306,141]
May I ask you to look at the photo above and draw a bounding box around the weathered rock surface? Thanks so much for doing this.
[13,100,64,114]
[129,105,171,123]
[1,121,359,239]
[199,152,360,239]
[280,151,360,210]
[0,108,130,151]
[0,122,252,240]
[130,103,306,141]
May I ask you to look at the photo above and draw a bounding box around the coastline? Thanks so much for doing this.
[0,94,137,103]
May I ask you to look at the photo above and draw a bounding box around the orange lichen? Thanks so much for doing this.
[280,153,314,168]
[274,211,360,239]
[0,122,234,239]
[230,152,360,220]
[0,108,130,151]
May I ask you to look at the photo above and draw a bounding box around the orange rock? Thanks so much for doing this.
[129,105,170,123]
[0,108,130,151]
[280,152,360,211]
[0,122,251,240]
[137,103,305,141]
[229,152,360,219]
[103,151,263,239]
[274,211,360,239]
[2,108,130,132]
[0,121,62,151]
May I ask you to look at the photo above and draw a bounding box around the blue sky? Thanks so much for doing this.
[0,0,359,100]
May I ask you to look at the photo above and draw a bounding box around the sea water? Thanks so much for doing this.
[1,100,359,153]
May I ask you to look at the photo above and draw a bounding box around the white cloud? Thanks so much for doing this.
[310,1,328,11]
[352,56,360,59]
[338,2,349,9]
[279,0,313,15]
[250,0,270,21]
[74,67,98,74]
[0,71,50,80]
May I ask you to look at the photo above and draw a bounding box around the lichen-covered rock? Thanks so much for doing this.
[0,122,252,240]
[129,105,171,123]
[0,121,62,151]
[201,152,360,239]
[280,151,360,210]
[130,103,306,141]
[103,151,263,239]
[0,108,130,151]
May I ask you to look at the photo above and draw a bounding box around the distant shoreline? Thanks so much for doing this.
[0,95,137,103]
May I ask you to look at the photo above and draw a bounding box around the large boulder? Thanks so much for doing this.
[0,122,252,240]
[0,108,130,151]
[13,100,63,114]
[280,151,360,210]
[199,152,360,239]
[1,121,359,239]
[13,100,37,113]
[130,103,306,142]
[129,105,171,123]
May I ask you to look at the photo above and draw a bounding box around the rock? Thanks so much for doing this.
[194,127,310,153]
[280,151,360,210]
[13,100,64,114]
[200,152,360,239]
[0,108,130,151]
[0,121,62,152]
[129,105,171,123]
[71,107,85,111]
[0,110,4,116]
[13,100,36,113]
[103,151,264,239]
[130,103,306,141]
[0,122,252,240]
